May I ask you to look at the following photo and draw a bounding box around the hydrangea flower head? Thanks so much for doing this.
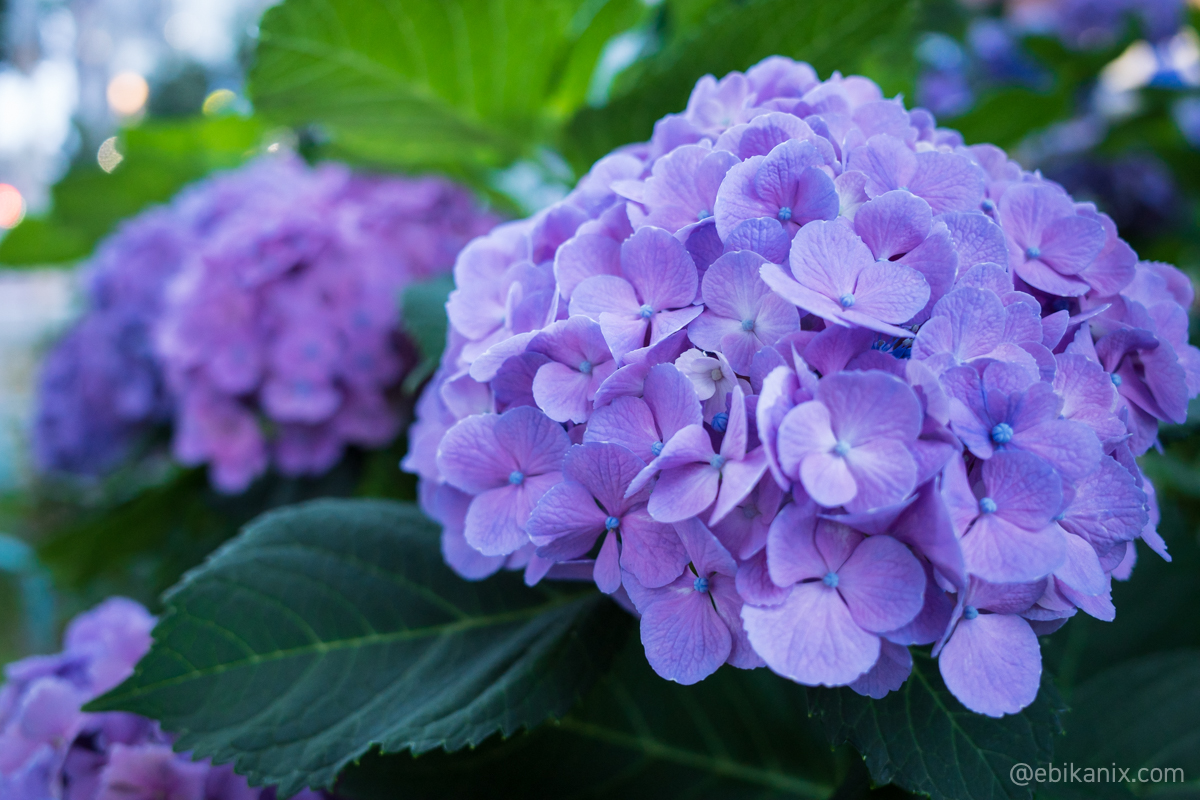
[34,155,497,492]
[408,55,1195,716]
[0,599,326,800]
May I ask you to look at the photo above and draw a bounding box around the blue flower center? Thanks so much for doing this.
[833,440,851,457]
[979,496,997,514]
[578,360,593,374]
[639,304,654,319]
[823,572,839,588]
[694,576,710,592]
[697,209,712,220]
[651,441,664,456]
[741,318,756,332]
[777,206,793,222]
[710,454,727,470]
[1111,373,1123,387]
[1025,246,1041,260]
[605,516,620,531]
[981,199,995,212]
[990,422,1014,444]
[963,605,979,620]
[709,368,724,382]
[508,471,525,486]
[839,293,856,309]
[712,412,729,432]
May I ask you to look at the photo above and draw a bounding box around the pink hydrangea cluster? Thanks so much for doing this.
[35,155,498,493]
[406,56,1197,716]
[0,598,324,800]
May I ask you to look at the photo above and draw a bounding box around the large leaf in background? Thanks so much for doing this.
[336,642,840,799]
[0,116,265,266]
[807,655,1066,800]
[248,0,645,179]
[88,499,631,796]
[561,0,921,171]
[1042,650,1200,800]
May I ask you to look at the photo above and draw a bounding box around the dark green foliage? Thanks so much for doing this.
[337,642,841,800]
[807,655,1066,800]
[89,499,631,796]
[1042,651,1200,799]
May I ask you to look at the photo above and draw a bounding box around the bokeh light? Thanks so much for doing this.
[202,88,237,116]
[0,184,25,229]
[106,72,150,116]
[97,137,124,173]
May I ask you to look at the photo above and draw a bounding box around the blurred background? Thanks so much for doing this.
[0,0,277,659]
[0,0,273,493]
[0,0,1198,718]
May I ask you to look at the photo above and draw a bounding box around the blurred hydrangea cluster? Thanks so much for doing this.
[917,0,1189,117]
[34,155,497,492]
[0,597,325,799]
[407,55,1198,716]
[1007,0,1184,49]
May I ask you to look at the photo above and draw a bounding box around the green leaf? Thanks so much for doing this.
[0,116,265,266]
[336,642,840,799]
[400,273,455,393]
[1041,650,1200,799]
[88,499,631,796]
[806,653,1066,800]
[562,0,920,171]
[248,0,646,179]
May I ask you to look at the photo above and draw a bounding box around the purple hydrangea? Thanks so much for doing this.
[33,210,192,474]
[0,598,324,800]
[34,155,497,492]
[406,56,1195,716]
[1008,0,1186,49]
[916,1,1187,124]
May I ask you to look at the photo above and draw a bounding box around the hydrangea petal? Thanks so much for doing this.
[630,573,733,685]
[849,639,913,699]
[620,508,689,589]
[743,582,881,686]
[837,535,926,633]
[939,614,1041,717]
